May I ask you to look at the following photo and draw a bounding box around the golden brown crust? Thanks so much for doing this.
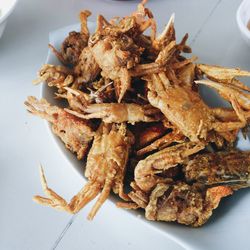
[26,0,250,226]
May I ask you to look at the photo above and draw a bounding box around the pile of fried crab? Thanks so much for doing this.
[25,1,250,227]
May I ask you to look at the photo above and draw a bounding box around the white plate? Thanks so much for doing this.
[42,23,250,250]
[0,0,18,39]
[236,0,250,47]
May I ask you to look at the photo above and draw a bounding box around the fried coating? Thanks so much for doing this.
[74,47,101,85]
[27,0,250,226]
[33,64,74,93]
[145,183,233,227]
[50,10,91,66]
[147,73,248,143]
[134,142,205,192]
[25,96,94,160]
[65,103,161,124]
[197,64,250,92]
[184,150,250,188]
[90,35,142,102]
[33,123,134,220]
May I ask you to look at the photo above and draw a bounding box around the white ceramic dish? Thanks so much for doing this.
[42,23,250,250]
[0,0,18,39]
[236,0,250,46]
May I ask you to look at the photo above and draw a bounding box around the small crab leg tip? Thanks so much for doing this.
[170,13,175,22]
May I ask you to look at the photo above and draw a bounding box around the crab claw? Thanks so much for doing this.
[195,79,250,123]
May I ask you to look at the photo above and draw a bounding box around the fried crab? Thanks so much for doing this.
[120,150,250,226]
[144,183,233,227]
[134,141,205,192]
[146,72,250,143]
[33,123,134,220]
[25,0,250,226]
[49,10,91,66]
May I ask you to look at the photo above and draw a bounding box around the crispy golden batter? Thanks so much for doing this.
[136,128,185,156]
[33,123,134,220]
[145,183,233,227]
[25,96,94,160]
[90,35,141,102]
[197,64,250,91]
[71,123,134,219]
[33,64,74,93]
[65,103,161,124]
[184,150,250,188]
[134,142,205,192]
[26,0,250,226]
[147,73,248,142]
[50,10,91,66]
[74,47,101,85]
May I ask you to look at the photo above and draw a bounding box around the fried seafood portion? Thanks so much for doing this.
[119,149,250,226]
[74,47,101,85]
[25,96,94,160]
[134,141,205,192]
[33,64,74,93]
[90,34,142,102]
[184,150,250,188]
[85,1,167,102]
[196,79,250,124]
[57,87,91,112]
[65,103,161,124]
[135,122,169,149]
[49,10,91,66]
[116,181,149,209]
[136,124,185,156]
[27,0,250,227]
[145,183,233,227]
[147,72,249,143]
[33,123,134,219]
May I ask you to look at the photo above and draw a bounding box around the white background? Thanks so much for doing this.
[1,0,249,249]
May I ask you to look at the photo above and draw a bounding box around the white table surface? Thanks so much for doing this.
[1,0,249,249]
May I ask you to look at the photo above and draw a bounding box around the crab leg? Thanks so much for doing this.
[79,10,91,38]
[34,167,102,215]
[65,103,161,124]
[212,107,239,122]
[197,80,250,109]
[33,166,72,213]
[116,182,149,209]
[87,168,116,220]
[152,13,175,50]
[130,40,176,77]
[33,64,74,89]
[33,123,133,220]
[171,56,197,70]
[69,181,101,213]
[197,64,250,92]
[137,129,184,156]
[60,87,91,111]
[96,15,111,33]
[48,44,69,65]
